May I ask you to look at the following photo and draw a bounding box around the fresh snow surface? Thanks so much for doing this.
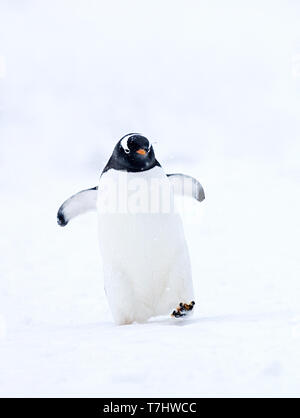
[0,0,300,396]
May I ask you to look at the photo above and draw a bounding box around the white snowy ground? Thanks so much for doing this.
[1,0,300,396]
[0,157,300,396]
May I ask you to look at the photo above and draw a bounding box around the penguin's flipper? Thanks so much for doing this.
[167,174,205,202]
[57,186,98,227]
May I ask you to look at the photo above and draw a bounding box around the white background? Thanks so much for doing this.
[0,0,300,395]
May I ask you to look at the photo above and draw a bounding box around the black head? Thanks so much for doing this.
[102,133,160,173]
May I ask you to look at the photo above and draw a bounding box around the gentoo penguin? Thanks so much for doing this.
[57,133,205,325]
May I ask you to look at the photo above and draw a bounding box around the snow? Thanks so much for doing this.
[1,0,300,396]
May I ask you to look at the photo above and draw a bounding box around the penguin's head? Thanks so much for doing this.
[109,133,158,172]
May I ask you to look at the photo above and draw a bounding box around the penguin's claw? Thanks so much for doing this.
[171,301,195,318]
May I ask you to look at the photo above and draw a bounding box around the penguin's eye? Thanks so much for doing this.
[124,149,130,154]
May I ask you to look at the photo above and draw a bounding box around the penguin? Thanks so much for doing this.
[57,133,205,325]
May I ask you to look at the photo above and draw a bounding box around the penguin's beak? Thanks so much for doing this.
[136,149,147,155]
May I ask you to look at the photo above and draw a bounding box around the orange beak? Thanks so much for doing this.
[136,148,147,155]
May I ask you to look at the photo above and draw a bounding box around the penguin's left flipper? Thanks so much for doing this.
[57,186,98,227]
[171,301,195,318]
[167,174,205,202]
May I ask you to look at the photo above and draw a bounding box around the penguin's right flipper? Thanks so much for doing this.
[57,187,98,227]
[167,174,205,202]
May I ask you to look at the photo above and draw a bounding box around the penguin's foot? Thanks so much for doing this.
[171,301,195,318]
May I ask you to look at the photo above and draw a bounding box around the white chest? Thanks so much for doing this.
[97,166,175,215]
[96,167,187,269]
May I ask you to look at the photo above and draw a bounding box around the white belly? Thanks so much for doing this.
[97,167,193,324]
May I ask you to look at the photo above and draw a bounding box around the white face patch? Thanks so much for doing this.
[120,133,151,153]
[120,134,137,153]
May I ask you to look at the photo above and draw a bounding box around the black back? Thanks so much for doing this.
[102,133,161,174]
